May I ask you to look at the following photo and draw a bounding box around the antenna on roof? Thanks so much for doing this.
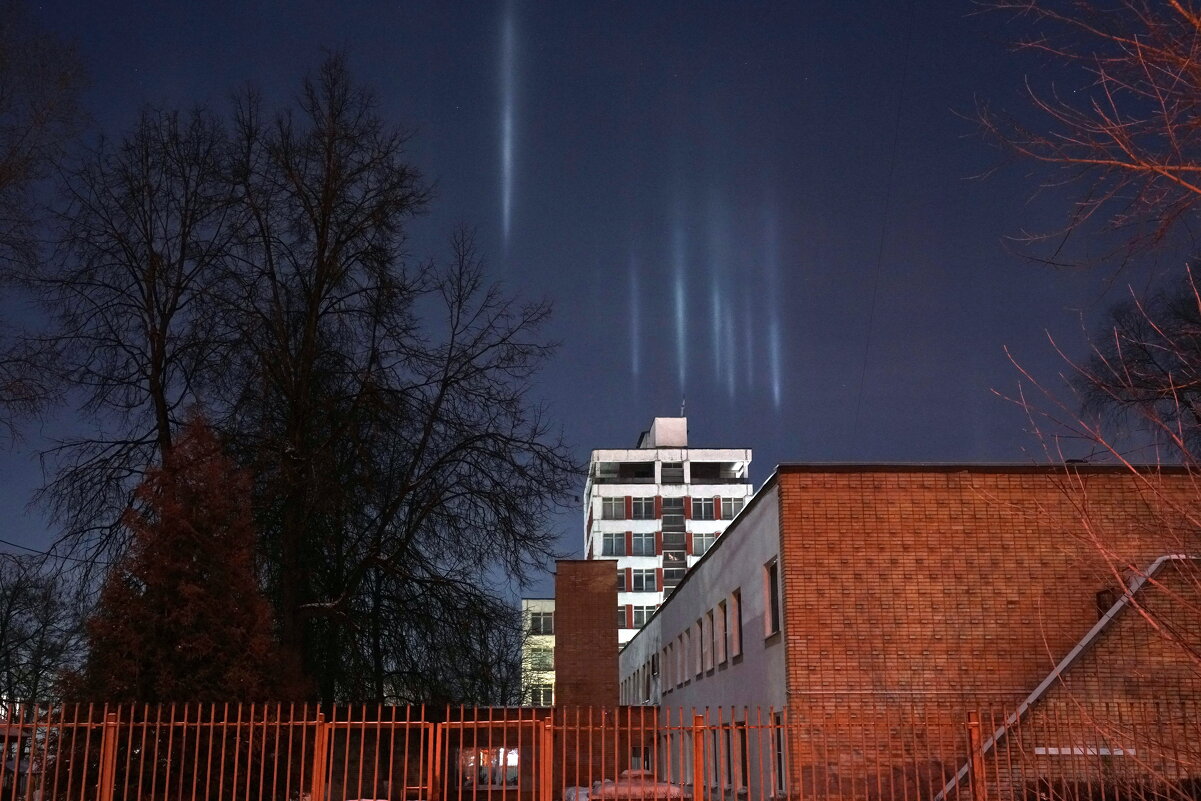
[679,394,686,418]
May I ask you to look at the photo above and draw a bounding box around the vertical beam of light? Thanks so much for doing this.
[499,4,515,249]
[724,297,736,399]
[711,277,723,380]
[706,189,727,384]
[765,205,783,410]
[629,254,641,380]
[672,223,687,390]
[743,289,754,387]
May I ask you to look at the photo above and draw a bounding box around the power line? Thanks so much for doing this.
[0,535,111,566]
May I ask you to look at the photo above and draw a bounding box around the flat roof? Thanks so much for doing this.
[776,462,1189,474]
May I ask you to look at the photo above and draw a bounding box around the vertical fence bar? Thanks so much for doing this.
[968,711,987,801]
[96,711,120,801]
[311,713,329,801]
[539,719,553,801]
[692,714,705,801]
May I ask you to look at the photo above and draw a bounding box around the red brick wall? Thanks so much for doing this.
[555,560,618,708]
[774,466,1199,795]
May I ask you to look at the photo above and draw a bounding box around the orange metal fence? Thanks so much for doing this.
[0,702,1197,801]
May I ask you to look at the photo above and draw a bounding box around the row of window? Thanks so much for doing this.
[601,530,719,557]
[619,603,658,629]
[600,497,745,521]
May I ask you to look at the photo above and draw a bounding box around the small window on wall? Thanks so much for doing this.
[716,601,728,664]
[693,498,715,520]
[616,568,626,592]
[530,685,553,706]
[603,532,626,556]
[632,497,655,519]
[602,497,625,520]
[721,498,744,520]
[730,590,743,657]
[765,559,781,637]
[632,605,656,627]
[618,606,628,628]
[528,648,553,670]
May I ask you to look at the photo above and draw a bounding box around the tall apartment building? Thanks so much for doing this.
[584,417,752,645]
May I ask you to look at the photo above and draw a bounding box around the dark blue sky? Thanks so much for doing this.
[5,2,1140,588]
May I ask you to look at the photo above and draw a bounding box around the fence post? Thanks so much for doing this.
[967,712,987,801]
[692,714,705,801]
[540,720,554,801]
[430,723,443,801]
[311,713,329,801]
[96,711,120,801]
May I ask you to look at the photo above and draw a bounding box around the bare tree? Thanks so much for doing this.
[24,107,234,564]
[0,554,81,700]
[982,0,1201,264]
[25,54,576,701]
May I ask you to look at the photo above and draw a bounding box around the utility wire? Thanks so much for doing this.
[852,0,916,455]
[0,535,111,565]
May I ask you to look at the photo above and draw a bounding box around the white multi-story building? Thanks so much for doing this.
[584,417,752,645]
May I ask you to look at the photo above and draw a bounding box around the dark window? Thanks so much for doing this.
[693,531,716,556]
[529,611,554,635]
[631,531,655,556]
[765,559,781,636]
[530,684,553,706]
[632,568,656,592]
[693,498,715,520]
[603,532,625,556]
[661,462,684,484]
[721,498,744,519]
[528,648,553,670]
[632,496,655,519]
[632,605,656,627]
[618,606,628,628]
[616,569,626,592]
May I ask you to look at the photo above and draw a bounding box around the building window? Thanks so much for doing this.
[721,498,744,519]
[730,590,742,657]
[678,632,688,685]
[693,531,716,556]
[716,601,728,665]
[616,568,626,592]
[601,497,625,520]
[631,568,656,592]
[618,606,628,628]
[693,498,715,520]
[632,604,656,627]
[460,747,520,788]
[603,532,626,556]
[661,462,684,484]
[631,531,655,556]
[661,496,684,531]
[703,611,714,671]
[529,611,554,635]
[765,559,781,637]
[663,567,685,588]
[694,620,704,677]
[632,496,655,519]
[529,683,552,705]
[528,648,553,671]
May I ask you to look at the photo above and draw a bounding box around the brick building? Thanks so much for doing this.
[619,463,1201,798]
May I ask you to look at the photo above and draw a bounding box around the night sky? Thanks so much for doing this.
[4,2,1140,592]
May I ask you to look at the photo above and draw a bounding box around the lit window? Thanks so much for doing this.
[693,498,715,520]
[632,605,656,627]
[632,497,655,519]
[602,497,625,520]
[603,532,625,556]
[693,531,716,556]
[631,531,655,556]
[460,747,520,787]
[632,568,656,592]
[529,611,554,635]
[765,559,781,636]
